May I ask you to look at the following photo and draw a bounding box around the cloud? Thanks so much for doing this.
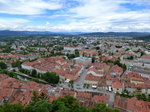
[65,0,150,32]
[0,0,150,32]
[0,18,29,30]
[132,0,150,6]
[0,0,62,15]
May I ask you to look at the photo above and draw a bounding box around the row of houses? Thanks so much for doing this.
[21,56,86,81]
[84,62,150,94]
[83,62,124,90]
[49,88,110,107]
[0,53,40,61]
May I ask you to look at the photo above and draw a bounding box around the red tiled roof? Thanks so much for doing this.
[91,63,109,70]
[6,54,24,59]
[131,77,144,82]
[0,74,9,81]
[110,65,124,75]
[85,74,102,82]
[0,74,49,105]
[93,94,109,104]
[141,55,150,59]
[123,72,149,84]
[112,81,122,88]
[77,92,92,99]
[114,96,150,112]
[124,81,150,89]
[58,89,76,97]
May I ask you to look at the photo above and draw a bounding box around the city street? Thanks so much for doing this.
[74,67,88,90]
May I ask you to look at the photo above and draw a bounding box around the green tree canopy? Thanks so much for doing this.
[0,103,24,112]
[31,69,37,77]
[0,95,120,112]
[42,72,59,84]
[0,62,7,69]
[11,60,22,68]
[25,100,51,112]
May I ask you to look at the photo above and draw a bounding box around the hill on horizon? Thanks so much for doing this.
[0,30,150,37]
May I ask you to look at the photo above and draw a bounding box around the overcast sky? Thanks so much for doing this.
[0,0,150,32]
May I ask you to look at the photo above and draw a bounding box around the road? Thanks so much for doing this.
[72,67,115,107]
[73,67,88,90]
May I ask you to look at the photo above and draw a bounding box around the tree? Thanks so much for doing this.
[2,45,13,53]
[140,51,145,56]
[0,62,7,69]
[148,94,150,102]
[11,60,22,68]
[75,49,79,57]
[51,95,86,112]
[136,93,147,101]
[69,80,74,89]
[0,69,17,78]
[0,103,24,112]
[31,91,48,104]
[114,60,126,70]
[32,78,40,83]
[91,103,107,112]
[125,48,130,51]
[96,47,100,50]
[119,89,132,98]
[25,100,51,112]
[92,57,95,63]
[127,56,134,60]
[42,72,59,84]
[67,54,76,59]
[31,69,37,77]
[0,95,120,112]
[19,68,30,75]
[91,103,120,112]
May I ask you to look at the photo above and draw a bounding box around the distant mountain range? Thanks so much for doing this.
[80,32,150,37]
[0,30,150,37]
[0,30,57,35]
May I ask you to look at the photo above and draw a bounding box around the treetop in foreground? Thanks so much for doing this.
[0,95,120,112]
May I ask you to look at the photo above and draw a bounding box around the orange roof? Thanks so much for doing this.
[92,63,109,70]
[110,65,123,75]
[77,92,92,99]
[123,72,148,83]
[114,96,150,112]
[112,81,122,88]
[85,74,102,82]
[141,55,150,59]
[131,77,144,82]
[0,74,49,105]
[93,94,109,103]
[0,74,9,81]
